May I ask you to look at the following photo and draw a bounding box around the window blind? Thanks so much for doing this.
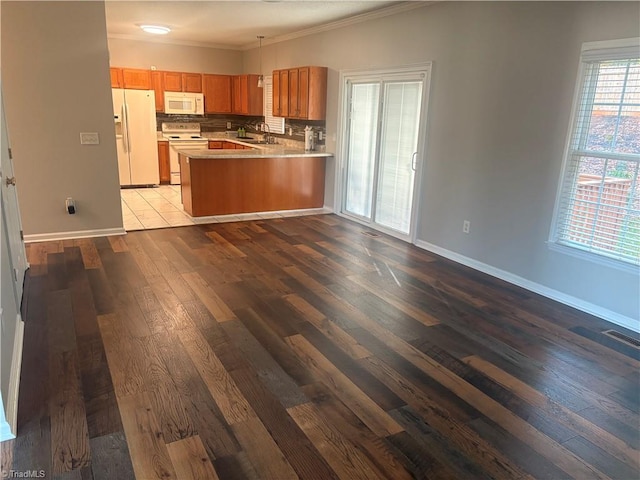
[263,76,285,134]
[554,54,640,265]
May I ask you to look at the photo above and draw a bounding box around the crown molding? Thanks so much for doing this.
[241,1,435,50]
[107,33,243,51]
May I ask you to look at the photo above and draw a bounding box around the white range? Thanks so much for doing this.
[161,122,209,185]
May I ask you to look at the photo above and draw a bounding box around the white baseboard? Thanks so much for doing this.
[24,227,125,243]
[0,317,24,442]
[414,240,640,333]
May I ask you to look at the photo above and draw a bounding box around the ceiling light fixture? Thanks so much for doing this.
[257,35,264,88]
[140,24,171,35]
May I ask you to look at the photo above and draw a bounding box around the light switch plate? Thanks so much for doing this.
[80,132,100,145]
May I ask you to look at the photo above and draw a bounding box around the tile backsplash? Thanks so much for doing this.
[156,113,326,148]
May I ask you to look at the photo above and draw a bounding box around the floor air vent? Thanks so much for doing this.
[361,231,380,238]
[603,329,640,349]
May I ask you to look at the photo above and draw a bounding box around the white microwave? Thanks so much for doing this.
[164,92,204,115]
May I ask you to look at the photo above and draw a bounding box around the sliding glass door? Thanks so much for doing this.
[342,67,429,239]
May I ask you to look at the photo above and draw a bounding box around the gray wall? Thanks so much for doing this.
[1,1,122,237]
[107,37,243,74]
[247,1,640,324]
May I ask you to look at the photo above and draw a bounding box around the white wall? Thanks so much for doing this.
[1,1,123,238]
[246,1,640,326]
[108,37,243,74]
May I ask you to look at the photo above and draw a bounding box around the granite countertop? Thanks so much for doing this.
[177,148,332,159]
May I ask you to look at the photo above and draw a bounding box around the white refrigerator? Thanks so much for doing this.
[112,89,159,186]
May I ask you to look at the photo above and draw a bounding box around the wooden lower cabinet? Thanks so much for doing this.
[179,155,326,216]
[157,141,170,184]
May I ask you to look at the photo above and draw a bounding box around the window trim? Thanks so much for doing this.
[549,37,640,270]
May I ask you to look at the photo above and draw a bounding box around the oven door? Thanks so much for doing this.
[168,140,208,185]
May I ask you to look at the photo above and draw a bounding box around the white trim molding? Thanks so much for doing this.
[415,240,640,333]
[23,227,126,243]
[0,316,24,442]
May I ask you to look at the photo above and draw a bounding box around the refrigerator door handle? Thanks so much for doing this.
[126,102,133,153]
[121,104,129,153]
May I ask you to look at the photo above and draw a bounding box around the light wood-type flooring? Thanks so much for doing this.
[2,214,639,479]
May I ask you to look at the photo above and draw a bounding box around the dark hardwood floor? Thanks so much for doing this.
[2,214,638,479]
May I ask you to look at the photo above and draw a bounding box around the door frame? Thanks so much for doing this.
[0,86,27,441]
[334,62,433,244]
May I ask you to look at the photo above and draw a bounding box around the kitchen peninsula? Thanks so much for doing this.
[179,143,331,217]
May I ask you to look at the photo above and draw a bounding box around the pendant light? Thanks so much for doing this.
[257,35,265,88]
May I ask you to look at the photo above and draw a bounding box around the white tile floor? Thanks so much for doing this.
[121,185,330,231]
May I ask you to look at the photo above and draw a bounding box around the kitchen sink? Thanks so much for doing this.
[238,138,276,145]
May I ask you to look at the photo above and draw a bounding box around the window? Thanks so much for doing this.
[552,38,640,266]
[263,75,285,134]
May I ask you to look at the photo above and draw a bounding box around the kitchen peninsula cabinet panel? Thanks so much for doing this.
[179,154,326,216]
[151,71,164,112]
[121,68,152,90]
[110,68,123,88]
[182,73,202,93]
[203,74,232,113]
[231,75,263,116]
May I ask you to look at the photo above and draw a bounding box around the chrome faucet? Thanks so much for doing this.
[259,121,271,144]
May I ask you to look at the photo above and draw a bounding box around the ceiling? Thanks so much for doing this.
[104,1,423,50]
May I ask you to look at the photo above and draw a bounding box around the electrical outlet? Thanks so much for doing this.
[463,220,470,234]
[227,122,232,129]
[80,132,99,145]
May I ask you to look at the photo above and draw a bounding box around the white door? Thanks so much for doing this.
[0,91,27,305]
[341,66,431,241]
[124,89,159,185]
[1,87,27,440]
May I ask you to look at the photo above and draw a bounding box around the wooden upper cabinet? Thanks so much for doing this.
[121,68,152,90]
[298,67,310,119]
[110,68,123,88]
[151,71,164,112]
[273,69,289,118]
[203,74,232,113]
[163,71,183,92]
[162,71,202,93]
[232,75,263,116]
[232,75,244,114]
[289,68,300,118]
[273,66,326,120]
[182,73,202,93]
